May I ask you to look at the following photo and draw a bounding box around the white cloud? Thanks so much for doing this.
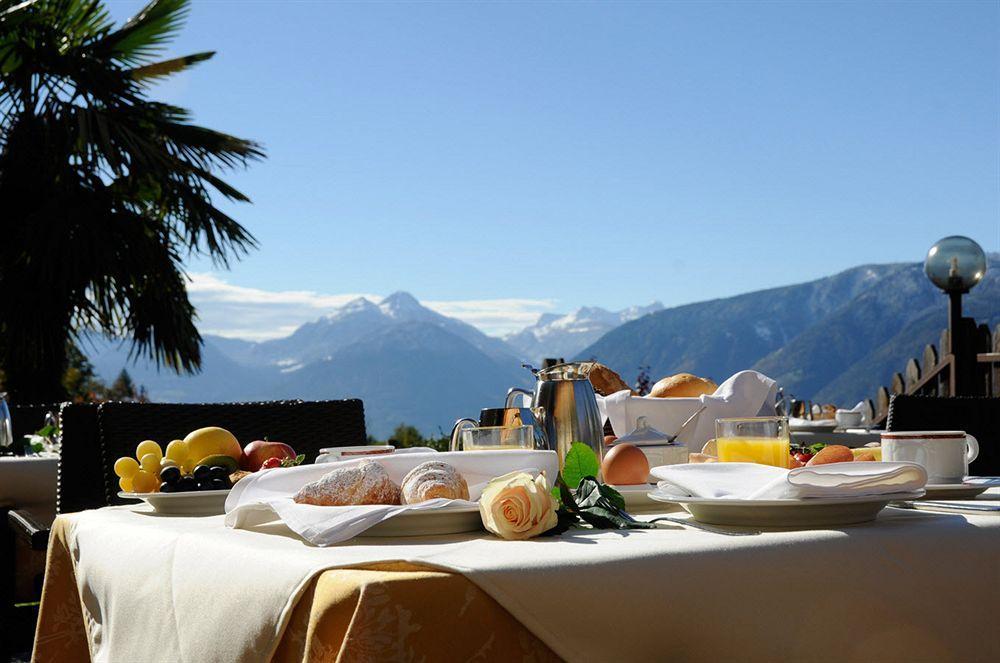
[186,273,557,341]
[424,299,557,335]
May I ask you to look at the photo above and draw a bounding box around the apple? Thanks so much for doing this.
[241,440,297,471]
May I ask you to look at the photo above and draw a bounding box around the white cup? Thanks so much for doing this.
[835,410,864,429]
[880,431,979,484]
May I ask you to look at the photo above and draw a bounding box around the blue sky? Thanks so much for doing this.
[107,1,999,339]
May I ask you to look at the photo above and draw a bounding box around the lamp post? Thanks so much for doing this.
[924,236,988,396]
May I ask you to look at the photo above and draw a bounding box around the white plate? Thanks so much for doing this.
[647,490,926,527]
[608,484,663,510]
[789,419,838,432]
[119,490,230,516]
[360,504,483,537]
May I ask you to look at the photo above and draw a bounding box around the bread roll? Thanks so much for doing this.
[589,363,632,396]
[294,460,401,506]
[805,445,854,466]
[649,374,718,398]
[401,461,470,503]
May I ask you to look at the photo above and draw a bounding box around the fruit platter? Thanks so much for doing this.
[115,426,303,515]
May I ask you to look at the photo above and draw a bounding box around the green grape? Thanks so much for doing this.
[131,470,157,493]
[135,440,162,462]
[114,457,140,479]
[165,439,188,463]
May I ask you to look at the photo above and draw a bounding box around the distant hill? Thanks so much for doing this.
[579,255,1000,406]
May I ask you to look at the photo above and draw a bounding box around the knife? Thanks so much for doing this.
[892,500,1000,513]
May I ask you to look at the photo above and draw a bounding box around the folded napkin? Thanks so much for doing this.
[651,462,927,500]
[225,450,559,545]
[598,370,778,452]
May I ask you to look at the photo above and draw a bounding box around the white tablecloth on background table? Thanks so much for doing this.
[63,492,1000,663]
[0,455,57,521]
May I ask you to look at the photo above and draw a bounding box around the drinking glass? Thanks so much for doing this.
[0,393,11,453]
[715,417,790,468]
[459,425,534,451]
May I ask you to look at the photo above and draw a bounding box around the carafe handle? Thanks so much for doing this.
[449,418,478,451]
[505,388,533,409]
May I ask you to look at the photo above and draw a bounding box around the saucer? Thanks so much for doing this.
[920,480,995,501]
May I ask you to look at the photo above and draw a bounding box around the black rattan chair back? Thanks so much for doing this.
[97,400,366,506]
[57,403,103,513]
[886,395,1000,476]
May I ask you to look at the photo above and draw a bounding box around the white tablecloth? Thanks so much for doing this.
[62,490,1000,663]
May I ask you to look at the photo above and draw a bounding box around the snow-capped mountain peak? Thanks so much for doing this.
[379,291,425,319]
[504,301,664,362]
[326,296,379,320]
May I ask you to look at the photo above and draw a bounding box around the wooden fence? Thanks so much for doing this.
[870,323,1000,426]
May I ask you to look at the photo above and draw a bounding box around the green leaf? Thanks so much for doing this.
[561,442,600,490]
[807,442,827,455]
[573,477,655,530]
[539,507,578,537]
[280,454,306,468]
[129,51,215,82]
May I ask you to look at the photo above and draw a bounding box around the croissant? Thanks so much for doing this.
[401,461,469,503]
[293,460,401,506]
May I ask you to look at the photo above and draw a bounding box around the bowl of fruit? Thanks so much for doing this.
[114,427,302,515]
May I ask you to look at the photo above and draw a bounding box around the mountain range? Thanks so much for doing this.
[85,255,999,438]
[580,254,1000,407]
[84,291,530,438]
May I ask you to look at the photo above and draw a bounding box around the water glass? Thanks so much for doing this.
[459,425,534,451]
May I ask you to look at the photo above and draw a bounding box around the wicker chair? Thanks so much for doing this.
[3,402,74,658]
[886,394,1000,476]
[97,399,366,506]
[6,403,101,605]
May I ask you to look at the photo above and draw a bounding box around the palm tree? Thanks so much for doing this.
[0,0,263,402]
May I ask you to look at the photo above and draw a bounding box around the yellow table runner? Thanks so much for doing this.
[32,517,560,662]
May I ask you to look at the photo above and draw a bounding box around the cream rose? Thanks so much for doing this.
[479,471,558,540]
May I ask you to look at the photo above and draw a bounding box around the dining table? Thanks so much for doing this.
[32,485,1000,663]
[0,455,58,521]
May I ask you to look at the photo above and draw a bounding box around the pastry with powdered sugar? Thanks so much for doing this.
[400,461,470,503]
[293,459,401,506]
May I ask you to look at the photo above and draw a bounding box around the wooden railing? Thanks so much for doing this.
[871,323,1000,426]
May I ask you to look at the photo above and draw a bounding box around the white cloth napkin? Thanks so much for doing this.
[598,370,778,451]
[225,450,559,545]
[651,461,927,500]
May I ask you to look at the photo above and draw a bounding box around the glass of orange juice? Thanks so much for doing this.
[715,417,790,468]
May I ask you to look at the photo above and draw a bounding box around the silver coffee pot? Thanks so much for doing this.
[506,361,604,467]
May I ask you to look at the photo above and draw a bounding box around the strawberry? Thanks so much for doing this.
[260,457,282,470]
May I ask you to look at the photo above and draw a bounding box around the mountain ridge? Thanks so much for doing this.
[579,256,999,405]
[85,257,999,437]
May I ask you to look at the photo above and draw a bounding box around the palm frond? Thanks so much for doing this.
[128,50,213,82]
[97,0,189,65]
[0,0,264,398]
